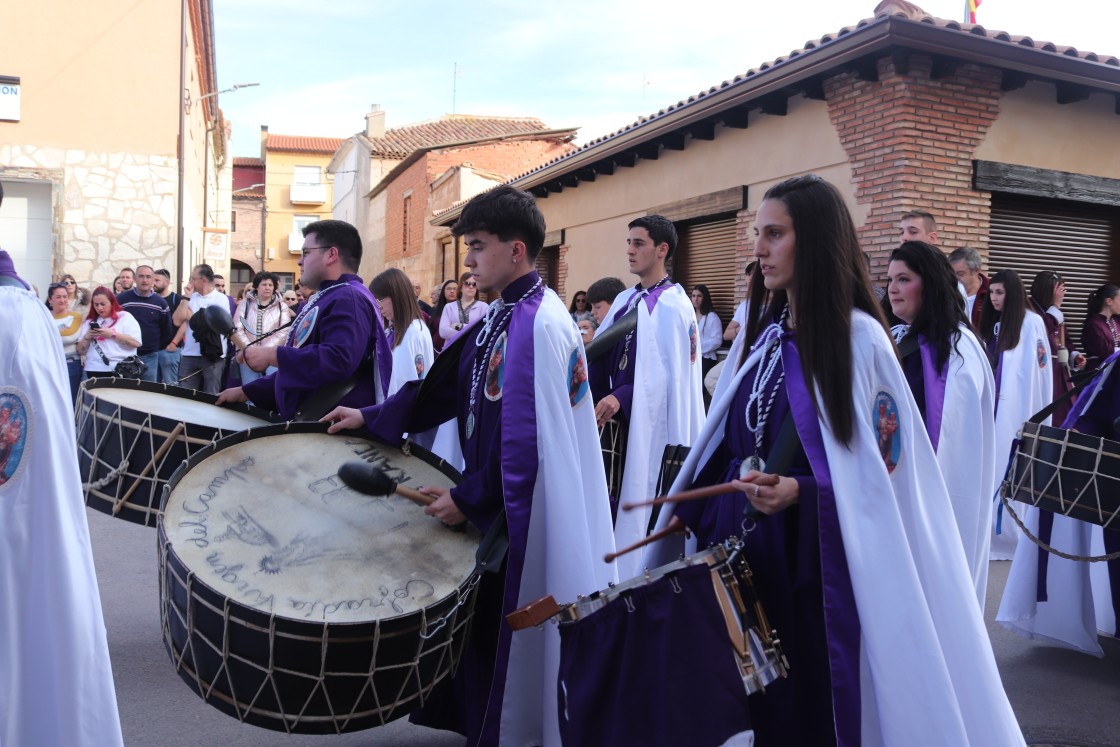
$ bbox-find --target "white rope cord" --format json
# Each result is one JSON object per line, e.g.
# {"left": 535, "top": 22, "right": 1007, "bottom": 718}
{"left": 1000, "top": 492, "right": 1120, "bottom": 562}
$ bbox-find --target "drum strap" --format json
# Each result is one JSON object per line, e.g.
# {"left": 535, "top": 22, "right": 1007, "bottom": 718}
{"left": 1028, "top": 359, "right": 1108, "bottom": 425}
{"left": 293, "top": 372, "right": 361, "bottom": 422}
{"left": 476, "top": 511, "right": 510, "bottom": 574}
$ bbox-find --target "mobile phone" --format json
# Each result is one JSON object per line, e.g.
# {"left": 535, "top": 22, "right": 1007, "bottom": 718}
{"left": 90, "top": 321, "right": 100, "bottom": 330}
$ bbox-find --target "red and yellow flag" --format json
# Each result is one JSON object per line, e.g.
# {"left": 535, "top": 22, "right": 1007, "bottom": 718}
{"left": 967, "top": 0, "right": 982, "bottom": 23}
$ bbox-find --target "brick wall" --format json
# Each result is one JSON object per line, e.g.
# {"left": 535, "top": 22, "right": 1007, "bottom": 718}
{"left": 824, "top": 54, "right": 1002, "bottom": 280}
{"left": 230, "top": 198, "right": 263, "bottom": 269}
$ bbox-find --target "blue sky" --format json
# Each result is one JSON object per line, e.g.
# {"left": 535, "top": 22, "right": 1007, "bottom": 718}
{"left": 215, "top": 0, "right": 1117, "bottom": 157}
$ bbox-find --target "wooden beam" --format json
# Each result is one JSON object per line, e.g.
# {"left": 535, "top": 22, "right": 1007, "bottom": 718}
{"left": 1001, "top": 71, "right": 1029, "bottom": 92}
{"left": 661, "top": 132, "right": 687, "bottom": 149}
{"left": 853, "top": 58, "right": 879, "bottom": 82}
{"left": 530, "top": 186, "right": 549, "bottom": 198}
{"left": 1056, "top": 83, "right": 1091, "bottom": 105}
{"left": 649, "top": 186, "right": 748, "bottom": 223}
{"left": 974, "top": 160, "right": 1120, "bottom": 207}
{"left": 758, "top": 95, "right": 788, "bottom": 116}
{"left": 593, "top": 160, "right": 615, "bottom": 176}
{"left": 637, "top": 142, "right": 660, "bottom": 160}
{"left": 561, "top": 173, "right": 579, "bottom": 188}
{"left": 614, "top": 151, "right": 638, "bottom": 168}
{"left": 576, "top": 167, "right": 597, "bottom": 182}
{"left": 721, "top": 107, "right": 750, "bottom": 129}
{"left": 890, "top": 49, "right": 910, "bottom": 76}
{"left": 929, "top": 55, "right": 958, "bottom": 80}
{"left": 545, "top": 180, "right": 564, "bottom": 194}
{"left": 688, "top": 121, "right": 716, "bottom": 141}
{"left": 800, "top": 77, "right": 826, "bottom": 101}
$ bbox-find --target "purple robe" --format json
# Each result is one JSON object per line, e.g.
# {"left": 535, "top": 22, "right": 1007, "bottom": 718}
{"left": 242, "top": 274, "right": 391, "bottom": 419}
{"left": 1081, "top": 313, "right": 1118, "bottom": 368}
{"left": 675, "top": 329, "right": 859, "bottom": 747}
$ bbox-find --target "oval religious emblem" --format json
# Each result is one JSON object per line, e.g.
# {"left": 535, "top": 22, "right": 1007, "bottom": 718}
{"left": 873, "top": 389, "right": 901, "bottom": 475}
{"left": 0, "top": 388, "right": 31, "bottom": 490}
{"left": 568, "top": 346, "right": 589, "bottom": 407}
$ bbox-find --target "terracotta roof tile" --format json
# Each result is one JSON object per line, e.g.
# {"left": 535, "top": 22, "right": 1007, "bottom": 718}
{"left": 490, "top": 1, "right": 1119, "bottom": 188}
{"left": 233, "top": 156, "right": 264, "bottom": 167}
{"left": 366, "top": 114, "right": 564, "bottom": 158}
{"left": 233, "top": 189, "right": 264, "bottom": 200}
{"left": 265, "top": 134, "right": 346, "bottom": 154}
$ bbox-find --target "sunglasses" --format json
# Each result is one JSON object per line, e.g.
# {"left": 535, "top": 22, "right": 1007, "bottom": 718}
{"left": 575, "top": 297, "right": 587, "bottom": 302}
{"left": 463, "top": 281, "right": 477, "bottom": 287}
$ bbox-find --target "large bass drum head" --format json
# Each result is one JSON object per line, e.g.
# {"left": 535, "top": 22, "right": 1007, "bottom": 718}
{"left": 158, "top": 423, "right": 480, "bottom": 733}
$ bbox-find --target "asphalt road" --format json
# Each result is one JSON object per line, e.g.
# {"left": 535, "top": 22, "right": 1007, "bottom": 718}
{"left": 88, "top": 508, "right": 1120, "bottom": 746}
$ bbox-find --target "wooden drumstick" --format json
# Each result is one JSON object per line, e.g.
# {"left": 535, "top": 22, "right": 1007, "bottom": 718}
{"left": 604, "top": 522, "right": 688, "bottom": 564}
{"left": 622, "top": 474, "right": 781, "bottom": 512}
{"left": 113, "top": 422, "right": 185, "bottom": 515}
{"left": 337, "top": 462, "right": 436, "bottom": 507}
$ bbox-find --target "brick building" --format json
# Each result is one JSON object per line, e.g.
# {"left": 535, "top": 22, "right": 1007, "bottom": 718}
{"left": 436, "top": 0, "right": 1120, "bottom": 338}
{"left": 229, "top": 156, "right": 264, "bottom": 288}
{"left": 329, "top": 111, "right": 575, "bottom": 292}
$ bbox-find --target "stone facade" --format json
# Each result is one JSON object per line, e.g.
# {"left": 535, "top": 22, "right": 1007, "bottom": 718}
{"left": 0, "top": 143, "right": 177, "bottom": 286}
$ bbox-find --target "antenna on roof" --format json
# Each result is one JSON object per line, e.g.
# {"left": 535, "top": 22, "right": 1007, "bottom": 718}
{"left": 452, "top": 62, "right": 459, "bottom": 114}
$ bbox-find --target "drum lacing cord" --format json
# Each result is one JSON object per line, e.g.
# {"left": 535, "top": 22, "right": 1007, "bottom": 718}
{"left": 1000, "top": 491, "right": 1120, "bottom": 563}
{"left": 420, "top": 573, "right": 481, "bottom": 640}
{"left": 82, "top": 460, "right": 130, "bottom": 491}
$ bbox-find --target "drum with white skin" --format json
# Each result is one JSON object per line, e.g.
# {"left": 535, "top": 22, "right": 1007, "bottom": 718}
{"left": 158, "top": 422, "right": 480, "bottom": 734}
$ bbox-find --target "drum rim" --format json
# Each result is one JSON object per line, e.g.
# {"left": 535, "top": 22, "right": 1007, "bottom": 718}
{"left": 79, "top": 376, "right": 284, "bottom": 424}
{"left": 157, "top": 421, "right": 475, "bottom": 626}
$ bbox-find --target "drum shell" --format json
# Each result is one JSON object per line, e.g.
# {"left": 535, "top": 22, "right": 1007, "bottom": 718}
{"left": 1007, "top": 421, "right": 1120, "bottom": 528}
{"left": 157, "top": 422, "right": 479, "bottom": 734}
{"left": 76, "top": 379, "right": 276, "bottom": 527}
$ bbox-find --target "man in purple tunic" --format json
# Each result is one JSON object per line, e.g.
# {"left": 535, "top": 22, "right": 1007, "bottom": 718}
{"left": 323, "top": 186, "right": 615, "bottom": 746}
{"left": 217, "top": 219, "right": 391, "bottom": 419}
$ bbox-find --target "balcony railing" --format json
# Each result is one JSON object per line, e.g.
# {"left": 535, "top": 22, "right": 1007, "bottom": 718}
{"left": 290, "top": 183, "right": 327, "bottom": 205}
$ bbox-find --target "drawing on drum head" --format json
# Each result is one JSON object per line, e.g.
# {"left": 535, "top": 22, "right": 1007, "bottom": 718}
{"left": 214, "top": 507, "right": 278, "bottom": 547}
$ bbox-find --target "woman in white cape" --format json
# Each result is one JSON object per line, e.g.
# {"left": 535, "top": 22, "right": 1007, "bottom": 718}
{"left": 884, "top": 240, "right": 997, "bottom": 608}
{"left": 371, "top": 268, "right": 463, "bottom": 469}
{"left": 644, "top": 175, "right": 1022, "bottom": 746}
{"left": 977, "top": 269, "right": 1054, "bottom": 560}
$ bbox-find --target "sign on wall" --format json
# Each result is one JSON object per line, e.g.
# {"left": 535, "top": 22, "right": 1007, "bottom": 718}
{"left": 202, "top": 227, "right": 229, "bottom": 261}
{"left": 0, "top": 76, "right": 20, "bottom": 122}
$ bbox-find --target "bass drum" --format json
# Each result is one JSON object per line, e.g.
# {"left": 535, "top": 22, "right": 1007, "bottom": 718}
{"left": 157, "top": 422, "right": 480, "bottom": 734}
{"left": 76, "top": 378, "right": 277, "bottom": 526}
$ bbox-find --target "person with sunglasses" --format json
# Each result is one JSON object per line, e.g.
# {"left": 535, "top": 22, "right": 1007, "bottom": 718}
{"left": 47, "top": 282, "right": 85, "bottom": 400}
{"left": 58, "top": 273, "right": 90, "bottom": 312}
{"left": 438, "top": 272, "right": 489, "bottom": 345}
{"left": 217, "top": 220, "right": 392, "bottom": 420}
{"left": 282, "top": 289, "right": 300, "bottom": 311}
{"left": 569, "top": 290, "right": 593, "bottom": 324}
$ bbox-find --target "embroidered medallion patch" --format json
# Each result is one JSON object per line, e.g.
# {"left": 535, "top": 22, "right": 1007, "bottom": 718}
{"left": 568, "top": 346, "right": 589, "bottom": 407}
{"left": 689, "top": 322, "right": 699, "bottom": 364}
{"left": 414, "top": 354, "right": 427, "bottom": 380}
{"left": 873, "top": 389, "right": 901, "bottom": 475}
{"left": 1036, "top": 339, "right": 1048, "bottom": 369}
{"left": 484, "top": 332, "right": 507, "bottom": 402}
{"left": 0, "top": 388, "right": 31, "bottom": 489}
{"left": 292, "top": 306, "right": 319, "bottom": 349}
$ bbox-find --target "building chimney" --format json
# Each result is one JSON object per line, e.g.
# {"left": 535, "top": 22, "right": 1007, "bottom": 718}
{"left": 365, "top": 105, "right": 385, "bottom": 139}
{"left": 260, "top": 125, "right": 269, "bottom": 159}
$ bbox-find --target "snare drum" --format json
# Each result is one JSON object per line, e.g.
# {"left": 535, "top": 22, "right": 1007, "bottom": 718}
{"left": 76, "top": 378, "right": 277, "bottom": 526}
{"left": 555, "top": 541, "right": 787, "bottom": 747}
{"left": 158, "top": 423, "right": 480, "bottom": 734}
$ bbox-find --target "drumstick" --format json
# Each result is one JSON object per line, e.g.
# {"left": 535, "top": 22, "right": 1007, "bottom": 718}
{"left": 337, "top": 462, "right": 435, "bottom": 507}
{"left": 604, "top": 522, "right": 687, "bottom": 564}
{"left": 113, "top": 422, "right": 185, "bottom": 515}
{"left": 622, "top": 475, "right": 781, "bottom": 512}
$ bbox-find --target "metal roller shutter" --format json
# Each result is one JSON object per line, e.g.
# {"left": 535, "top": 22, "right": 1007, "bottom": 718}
{"left": 987, "top": 195, "right": 1118, "bottom": 350}
{"left": 675, "top": 218, "right": 738, "bottom": 324}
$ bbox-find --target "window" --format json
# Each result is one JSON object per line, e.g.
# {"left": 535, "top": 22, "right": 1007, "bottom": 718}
{"left": 293, "top": 165, "right": 321, "bottom": 186}
{"left": 231, "top": 210, "right": 237, "bottom": 232}
{"left": 276, "top": 273, "right": 295, "bottom": 291}
{"left": 402, "top": 195, "right": 412, "bottom": 254}
{"left": 293, "top": 214, "right": 318, "bottom": 234}
{"left": 230, "top": 265, "right": 253, "bottom": 286}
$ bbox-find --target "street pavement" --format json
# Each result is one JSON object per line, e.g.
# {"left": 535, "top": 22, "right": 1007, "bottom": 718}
{"left": 88, "top": 508, "right": 1120, "bottom": 746}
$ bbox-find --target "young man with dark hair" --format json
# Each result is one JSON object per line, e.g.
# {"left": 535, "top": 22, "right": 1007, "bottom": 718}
{"left": 586, "top": 276, "right": 626, "bottom": 325}
{"left": 217, "top": 219, "right": 392, "bottom": 419}
{"left": 116, "top": 264, "right": 170, "bottom": 382}
{"left": 899, "top": 210, "right": 939, "bottom": 245}
{"left": 591, "top": 213, "right": 704, "bottom": 577}
{"left": 117, "top": 267, "right": 135, "bottom": 291}
{"left": 322, "top": 185, "right": 616, "bottom": 746}
{"left": 153, "top": 269, "right": 185, "bottom": 384}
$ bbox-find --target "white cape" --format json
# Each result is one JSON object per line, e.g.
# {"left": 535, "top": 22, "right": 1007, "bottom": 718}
{"left": 0, "top": 286, "right": 124, "bottom": 746}
{"left": 595, "top": 283, "right": 703, "bottom": 578}
{"left": 991, "top": 311, "right": 1053, "bottom": 559}
{"left": 498, "top": 288, "right": 618, "bottom": 745}
{"left": 930, "top": 326, "right": 998, "bottom": 609}
{"left": 646, "top": 311, "right": 1023, "bottom": 747}
{"left": 996, "top": 355, "right": 1119, "bottom": 655}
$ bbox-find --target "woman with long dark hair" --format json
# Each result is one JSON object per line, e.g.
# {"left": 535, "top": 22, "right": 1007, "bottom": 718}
{"left": 75, "top": 286, "right": 142, "bottom": 378}
{"left": 884, "top": 241, "right": 996, "bottom": 606}
{"left": 1081, "top": 282, "right": 1120, "bottom": 368}
{"left": 430, "top": 278, "right": 458, "bottom": 352}
{"left": 569, "top": 289, "right": 594, "bottom": 324}
{"left": 439, "top": 272, "right": 488, "bottom": 346}
{"left": 646, "top": 175, "right": 1021, "bottom": 745}
{"left": 48, "top": 281, "right": 85, "bottom": 400}
{"left": 977, "top": 269, "right": 1053, "bottom": 560}
{"left": 690, "top": 284, "right": 722, "bottom": 380}
{"left": 1029, "top": 270, "right": 1085, "bottom": 426}
{"left": 370, "top": 268, "right": 434, "bottom": 395}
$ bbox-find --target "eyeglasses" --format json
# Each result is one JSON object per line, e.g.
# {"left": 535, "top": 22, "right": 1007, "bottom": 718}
{"left": 301, "top": 245, "right": 334, "bottom": 256}
{"left": 463, "top": 281, "right": 477, "bottom": 287}
{"left": 63, "top": 280, "right": 76, "bottom": 286}
{"left": 575, "top": 297, "right": 586, "bottom": 303}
